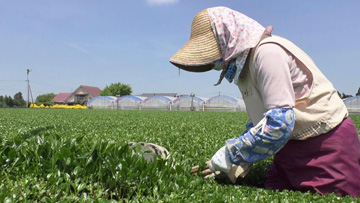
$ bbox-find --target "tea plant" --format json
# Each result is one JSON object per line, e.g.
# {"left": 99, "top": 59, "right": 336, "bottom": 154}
{"left": 0, "top": 109, "right": 358, "bottom": 202}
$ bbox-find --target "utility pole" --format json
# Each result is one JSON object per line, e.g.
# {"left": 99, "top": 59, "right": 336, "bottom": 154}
{"left": 178, "top": 68, "right": 181, "bottom": 111}
{"left": 116, "top": 95, "right": 120, "bottom": 110}
{"left": 190, "top": 93, "right": 195, "bottom": 111}
{"left": 26, "top": 69, "right": 33, "bottom": 108}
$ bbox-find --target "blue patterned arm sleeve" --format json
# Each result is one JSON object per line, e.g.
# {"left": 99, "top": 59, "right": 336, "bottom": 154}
{"left": 243, "top": 122, "right": 254, "bottom": 134}
{"left": 226, "top": 108, "right": 295, "bottom": 165}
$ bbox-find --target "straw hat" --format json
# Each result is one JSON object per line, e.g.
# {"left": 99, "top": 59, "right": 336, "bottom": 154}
{"left": 170, "top": 9, "right": 222, "bottom": 72}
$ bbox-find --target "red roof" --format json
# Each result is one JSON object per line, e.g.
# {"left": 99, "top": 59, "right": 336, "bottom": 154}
{"left": 53, "top": 92, "right": 72, "bottom": 103}
{"left": 79, "top": 85, "right": 101, "bottom": 97}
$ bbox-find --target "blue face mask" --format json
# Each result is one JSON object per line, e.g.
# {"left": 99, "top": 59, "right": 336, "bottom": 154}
{"left": 213, "top": 49, "right": 250, "bottom": 86}
{"left": 224, "top": 59, "right": 237, "bottom": 83}
{"left": 213, "top": 59, "right": 237, "bottom": 86}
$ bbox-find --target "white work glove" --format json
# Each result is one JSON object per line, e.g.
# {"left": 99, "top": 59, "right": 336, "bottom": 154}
{"left": 208, "top": 146, "right": 232, "bottom": 174}
{"left": 191, "top": 146, "right": 252, "bottom": 183}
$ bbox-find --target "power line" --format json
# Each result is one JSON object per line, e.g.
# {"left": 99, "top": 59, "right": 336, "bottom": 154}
{"left": 0, "top": 80, "right": 25, "bottom": 82}
{"left": 30, "top": 81, "right": 73, "bottom": 89}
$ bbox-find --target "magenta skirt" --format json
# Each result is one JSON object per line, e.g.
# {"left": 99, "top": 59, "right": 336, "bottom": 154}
{"left": 265, "top": 117, "right": 360, "bottom": 197}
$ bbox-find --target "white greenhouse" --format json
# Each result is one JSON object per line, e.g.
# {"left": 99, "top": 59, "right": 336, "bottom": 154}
{"left": 142, "top": 95, "right": 176, "bottom": 111}
{"left": 118, "top": 95, "right": 146, "bottom": 110}
{"left": 205, "top": 95, "right": 246, "bottom": 112}
{"left": 343, "top": 96, "right": 360, "bottom": 113}
{"left": 87, "top": 96, "right": 118, "bottom": 110}
{"left": 173, "top": 95, "right": 207, "bottom": 111}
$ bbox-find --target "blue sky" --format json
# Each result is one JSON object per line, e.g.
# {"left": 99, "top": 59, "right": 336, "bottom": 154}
{"left": 1, "top": 0, "right": 359, "bottom": 100}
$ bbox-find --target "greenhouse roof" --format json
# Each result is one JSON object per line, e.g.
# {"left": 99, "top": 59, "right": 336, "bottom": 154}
{"left": 173, "top": 95, "right": 207, "bottom": 103}
{"left": 143, "top": 95, "right": 176, "bottom": 102}
{"left": 343, "top": 95, "right": 360, "bottom": 103}
{"left": 138, "top": 93, "right": 178, "bottom": 97}
{"left": 119, "top": 95, "right": 146, "bottom": 101}
{"left": 207, "top": 95, "right": 241, "bottom": 103}
{"left": 88, "top": 96, "right": 117, "bottom": 103}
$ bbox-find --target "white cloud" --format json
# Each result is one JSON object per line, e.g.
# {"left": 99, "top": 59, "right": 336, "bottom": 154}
{"left": 146, "top": 0, "right": 179, "bottom": 5}
{"left": 64, "top": 42, "right": 93, "bottom": 55}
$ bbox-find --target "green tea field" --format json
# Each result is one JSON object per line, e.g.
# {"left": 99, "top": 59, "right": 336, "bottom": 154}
{"left": 1, "top": 109, "right": 359, "bottom": 202}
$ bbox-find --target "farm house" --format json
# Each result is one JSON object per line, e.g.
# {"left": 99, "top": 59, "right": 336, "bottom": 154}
{"left": 343, "top": 96, "right": 360, "bottom": 113}
{"left": 118, "top": 95, "right": 146, "bottom": 110}
{"left": 87, "top": 96, "right": 118, "bottom": 110}
{"left": 205, "top": 95, "right": 246, "bottom": 112}
{"left": 173, "top": 95, "right": 207, "bottom": 111}
{"left": 52, "top": 85, "right": 101, "bottom": 105}
{"left": 142, "top": 95, "right": 176, "bottom": 111}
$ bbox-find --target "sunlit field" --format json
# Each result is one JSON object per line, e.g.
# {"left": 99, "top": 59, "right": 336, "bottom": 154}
{"left": 0, "top": 109, "right": 359, "bottom": 202}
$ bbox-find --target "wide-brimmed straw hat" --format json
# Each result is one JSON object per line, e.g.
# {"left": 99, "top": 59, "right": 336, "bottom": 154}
{"left": 170, "top": 9, "right": 222, "bottom": 72}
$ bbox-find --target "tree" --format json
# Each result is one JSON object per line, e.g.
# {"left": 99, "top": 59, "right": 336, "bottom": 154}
{"left": 4, "top": 96, "right": 14, "bottom": 107}
{"left": 100, "top": 82, "right": 132, "bottom": 96}
{"left": 356, "top": 87, "right": 360, "bottom": 96}
{"left": 341, "top": 92, "right": 352, "bottom": 99}
{"left": 36, "top": 93, "right": 56, "bottom": 106}
{"left": 0, "top": 96, "right": 7, "bottom": 108}
{"left": 13, "top": 92, "right": 26, "bottom": 107}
